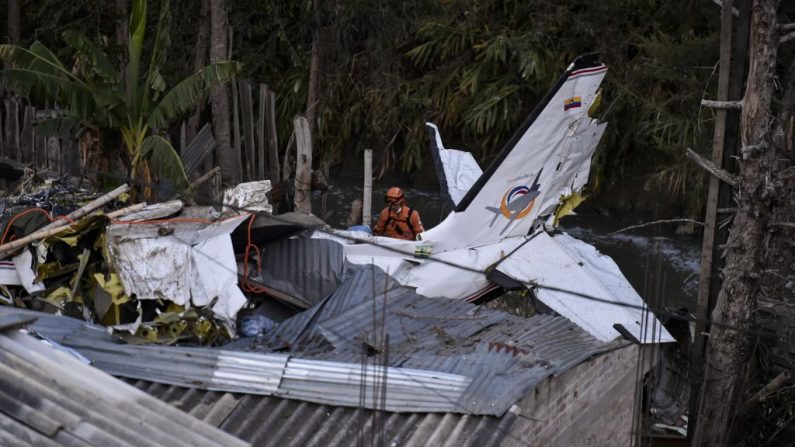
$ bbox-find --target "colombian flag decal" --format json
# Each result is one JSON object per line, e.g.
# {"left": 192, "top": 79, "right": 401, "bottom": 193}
{"left": 564, "top": 96, "right": 582, "bottom": 111}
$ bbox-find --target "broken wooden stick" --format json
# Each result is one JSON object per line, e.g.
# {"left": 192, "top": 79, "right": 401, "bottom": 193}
{"left": 106, "top": 202, "right": 148, "bottom": 219}
{"left": 606, "top": 218, "right": 705, "bottom": 236}
{"left": 742, "top": 370, "right": 791, "bottom": 410}
{"left": 701, "top": 99, "right": 743, "bottom": 109}
{"left": 36, "top": 184, "right": 131, "bottom": 234}
{"left": 685, "top": 148, "right": 738, "bottom": 186}
{"left": 190, "top": 166, "right": 221, "bottom": 191}
{"left": 0, "top": 224, "right": 73, "bottom": 257}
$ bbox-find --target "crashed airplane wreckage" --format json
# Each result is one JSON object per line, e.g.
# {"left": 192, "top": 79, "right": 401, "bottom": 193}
{"left": 256, "top": 53, "right": 674, "bottom": 345}
{"left": 0, "top": 55, "right": 676, "bottom": 440}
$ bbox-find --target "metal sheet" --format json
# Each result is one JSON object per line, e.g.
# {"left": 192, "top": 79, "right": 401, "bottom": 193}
{"left": 127, "top": 378, "right": 507, "bottom": 447}
{"left": 2, "top": 309, "right": 474, "bottom": 414}
{"left": 254, "top": 235, "right": 345, "bottom": 309}
{"left": 107, "top": 214, "right": 249, "bottom": 326}
{"left": 0, "top": 327, "right": 248, "bottom": 447}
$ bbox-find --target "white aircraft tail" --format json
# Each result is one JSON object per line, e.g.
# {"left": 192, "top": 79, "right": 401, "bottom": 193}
{"left": 421, "top": 53, "right": 608, "bottom": 250}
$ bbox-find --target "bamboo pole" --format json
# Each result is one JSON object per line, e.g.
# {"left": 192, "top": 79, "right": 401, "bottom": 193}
{"left": 106, "top": 202, "right": 148, "bottom": 219}
{"left": 40, "top": 184, "right": 130, "bottom": 233}
{"left": 0, "top": 224, "right": 73, "bottom": 257}
{"left": 0, "top": 184, "right": 130, "bottom": 258}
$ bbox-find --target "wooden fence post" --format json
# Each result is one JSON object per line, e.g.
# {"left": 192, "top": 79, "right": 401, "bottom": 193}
{"left": 257, "top": 84, "right": 266, "bottom": 179}
{"left": 264, "top": 85, "right": 280, "bottom": 182}
{"left": 293, "top": 117, "right": 312, "bottom": 214}
{"left": 21, "top": 106, "right": 34, "bottom": 164}
{"left": 231, "top": 79, "right": 243, "bottom": 182}
{"left": 4, "top": 100, "right": 19, "bottom": 160}
{"left": 240, "top": 80, "right": 256, "bottom": 180}
{"left": 363, "top": 149, "right": 373, "bottom": 227}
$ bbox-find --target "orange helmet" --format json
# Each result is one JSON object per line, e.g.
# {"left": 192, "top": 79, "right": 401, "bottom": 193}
{"left": 385, "top": 187, "right": 404, "bottom": 204}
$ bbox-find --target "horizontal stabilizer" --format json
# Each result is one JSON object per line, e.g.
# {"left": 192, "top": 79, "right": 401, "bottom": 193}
{"left": 494, "top": 231, "right": 674, "bottom": 343}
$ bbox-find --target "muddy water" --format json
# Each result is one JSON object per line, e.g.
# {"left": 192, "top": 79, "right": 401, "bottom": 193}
{"left": 313, "top": 182, "right": 700, "bottom": 311}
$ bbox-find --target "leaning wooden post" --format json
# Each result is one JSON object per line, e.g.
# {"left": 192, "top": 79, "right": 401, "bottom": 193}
{"left": 293, "top": 117, "right": 312, "bottom": 214}
{"left": 688, "top": 0, "right": 747, "bottom": 442}
{"left": 231, "top": 79, "right": 243, "bottom": 182}
{"left": 263, "top": 84, "right": 281, "bottom": 182}
{"left": 363, "top": 149, "right": 373, "bottom": 227}
{"left": 240, "top": 79, "right": 256, "bottom": 180}
{"left": 257, "top": 84, "right": 267, "bottom": 179}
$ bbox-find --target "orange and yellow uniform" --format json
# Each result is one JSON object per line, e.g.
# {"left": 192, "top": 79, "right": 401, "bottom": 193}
{"left": 373, "top": 206, "right": 424, "bottom": 240}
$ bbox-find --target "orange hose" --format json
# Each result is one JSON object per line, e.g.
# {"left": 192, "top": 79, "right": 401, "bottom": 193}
{"left": 1, "top": 208, "right": 57, "bottom": 245}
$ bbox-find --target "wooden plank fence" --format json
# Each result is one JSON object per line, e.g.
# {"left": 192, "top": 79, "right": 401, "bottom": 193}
{"left": 0, "top": 97, "right": 80, "bottom": 178}
{"left": 229, "top": 79, "right": 281, "bottom": 185}
{"left": 1, "top": 80, "right": 284, "bottom": 192}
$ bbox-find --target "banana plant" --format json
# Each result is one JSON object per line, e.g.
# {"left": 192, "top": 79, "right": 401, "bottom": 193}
{"left": 0, "top": 0, "right": 240, "bottom": 197}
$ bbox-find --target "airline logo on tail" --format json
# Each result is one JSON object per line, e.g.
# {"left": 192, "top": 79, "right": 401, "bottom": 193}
{"left": 486, "top": 169, "right": 543, "bottom": 234}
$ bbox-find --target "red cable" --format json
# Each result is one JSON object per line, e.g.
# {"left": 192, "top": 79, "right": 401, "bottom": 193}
{"left": 242, "top": 213, "right": 267, "bottom": 293}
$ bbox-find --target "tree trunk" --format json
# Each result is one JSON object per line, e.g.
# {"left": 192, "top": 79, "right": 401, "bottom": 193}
{"left": 692, "top": 1, "right": 784, "bottom": 445}
{"left": 7, "top": 0, "right": 21, "bottom": 44}
{"left": 115, "top": 0, "right": 128, "bottom": 49}
{"left": 188, "top": 0, "right": 211, "bottom": 144}
{"left": 209, "top": 0, "right": 237, "bottom": 185}
{"left": 305, "top": 0, "right": 321, "bottom": 140}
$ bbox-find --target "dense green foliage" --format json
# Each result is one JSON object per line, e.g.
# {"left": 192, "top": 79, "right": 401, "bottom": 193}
{"left": 229, "top": 0, "right": 721, "bottom": 216}
{"left": 4, "top": 0, "right": 721, "bottom": 209}
{"left": 0, "top": 0, "right": 239, "bottom": 196}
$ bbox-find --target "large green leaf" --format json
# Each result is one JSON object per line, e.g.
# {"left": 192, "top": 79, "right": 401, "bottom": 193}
{"left": 127, "top": 0, "right": 147, "bottom": 115}
{"left": 0, "top": 43, "right": 77, "bottom": 81}
{"left": 146, "top": 0, "right": 172, "bottom": 102}
{"left": 62, "top": 30, "right": 119, "bottom": 85}
{"left": 142, "top": 135, "right": 190, "bottom": 193}
{"left": 147, "top": 61, "right": 240, "bottom": 129}
{"left": 35, "top": 116, "right": 82, "bottom": 138}
{"left": 0, "top": 68, "right": 95, "bottom": 117}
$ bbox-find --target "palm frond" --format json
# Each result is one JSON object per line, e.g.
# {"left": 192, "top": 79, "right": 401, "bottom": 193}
{"left": 147, "top": 61, "right": 240, "bottom": 129}
{"left": 0, "top": 43, "right": 77, "bottom": 82}
{"left": 142, "top": 135, "right": 189, "bottom": 192}
{"left": 0, "top": 68, "right": 93, "bottom": 113}
{"left": 62, "top": 30, "right": 119, "bottom": 84}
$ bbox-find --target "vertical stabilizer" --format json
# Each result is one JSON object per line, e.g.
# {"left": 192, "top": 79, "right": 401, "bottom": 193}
{"left": 421, "top": 54, "right": 608, "bottom": 249}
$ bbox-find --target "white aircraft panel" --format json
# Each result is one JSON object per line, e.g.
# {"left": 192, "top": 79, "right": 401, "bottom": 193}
{"left": 496, "top": 231, "right": 674, "bottom": 343}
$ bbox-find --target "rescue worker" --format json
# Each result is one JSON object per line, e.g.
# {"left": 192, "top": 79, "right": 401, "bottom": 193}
{"left": 373, "top": 187, "right": 424, "bottom": 240}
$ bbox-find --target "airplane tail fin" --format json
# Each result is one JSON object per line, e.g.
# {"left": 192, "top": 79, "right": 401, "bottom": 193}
{"left": 421, "top": 54, "right": 608, "bottom": 249}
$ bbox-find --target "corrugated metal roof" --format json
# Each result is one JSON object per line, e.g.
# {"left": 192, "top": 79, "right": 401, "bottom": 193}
{"left": 0, "top": 263, "right": 622, "bottom": 417}
{"left": 126, "top": 378, "right": 512, "bottom": 447}
{"left": 254, "top": 236, "right": 345, "bottom": 308}
{"left": 0, "top": 308, "right": 473, "bottom": 414}
{"left": 0, "top": 317, "right": 248, "bottom": 447}
{"left": 239, "top": 267, "right": 621, "bottom": 415}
